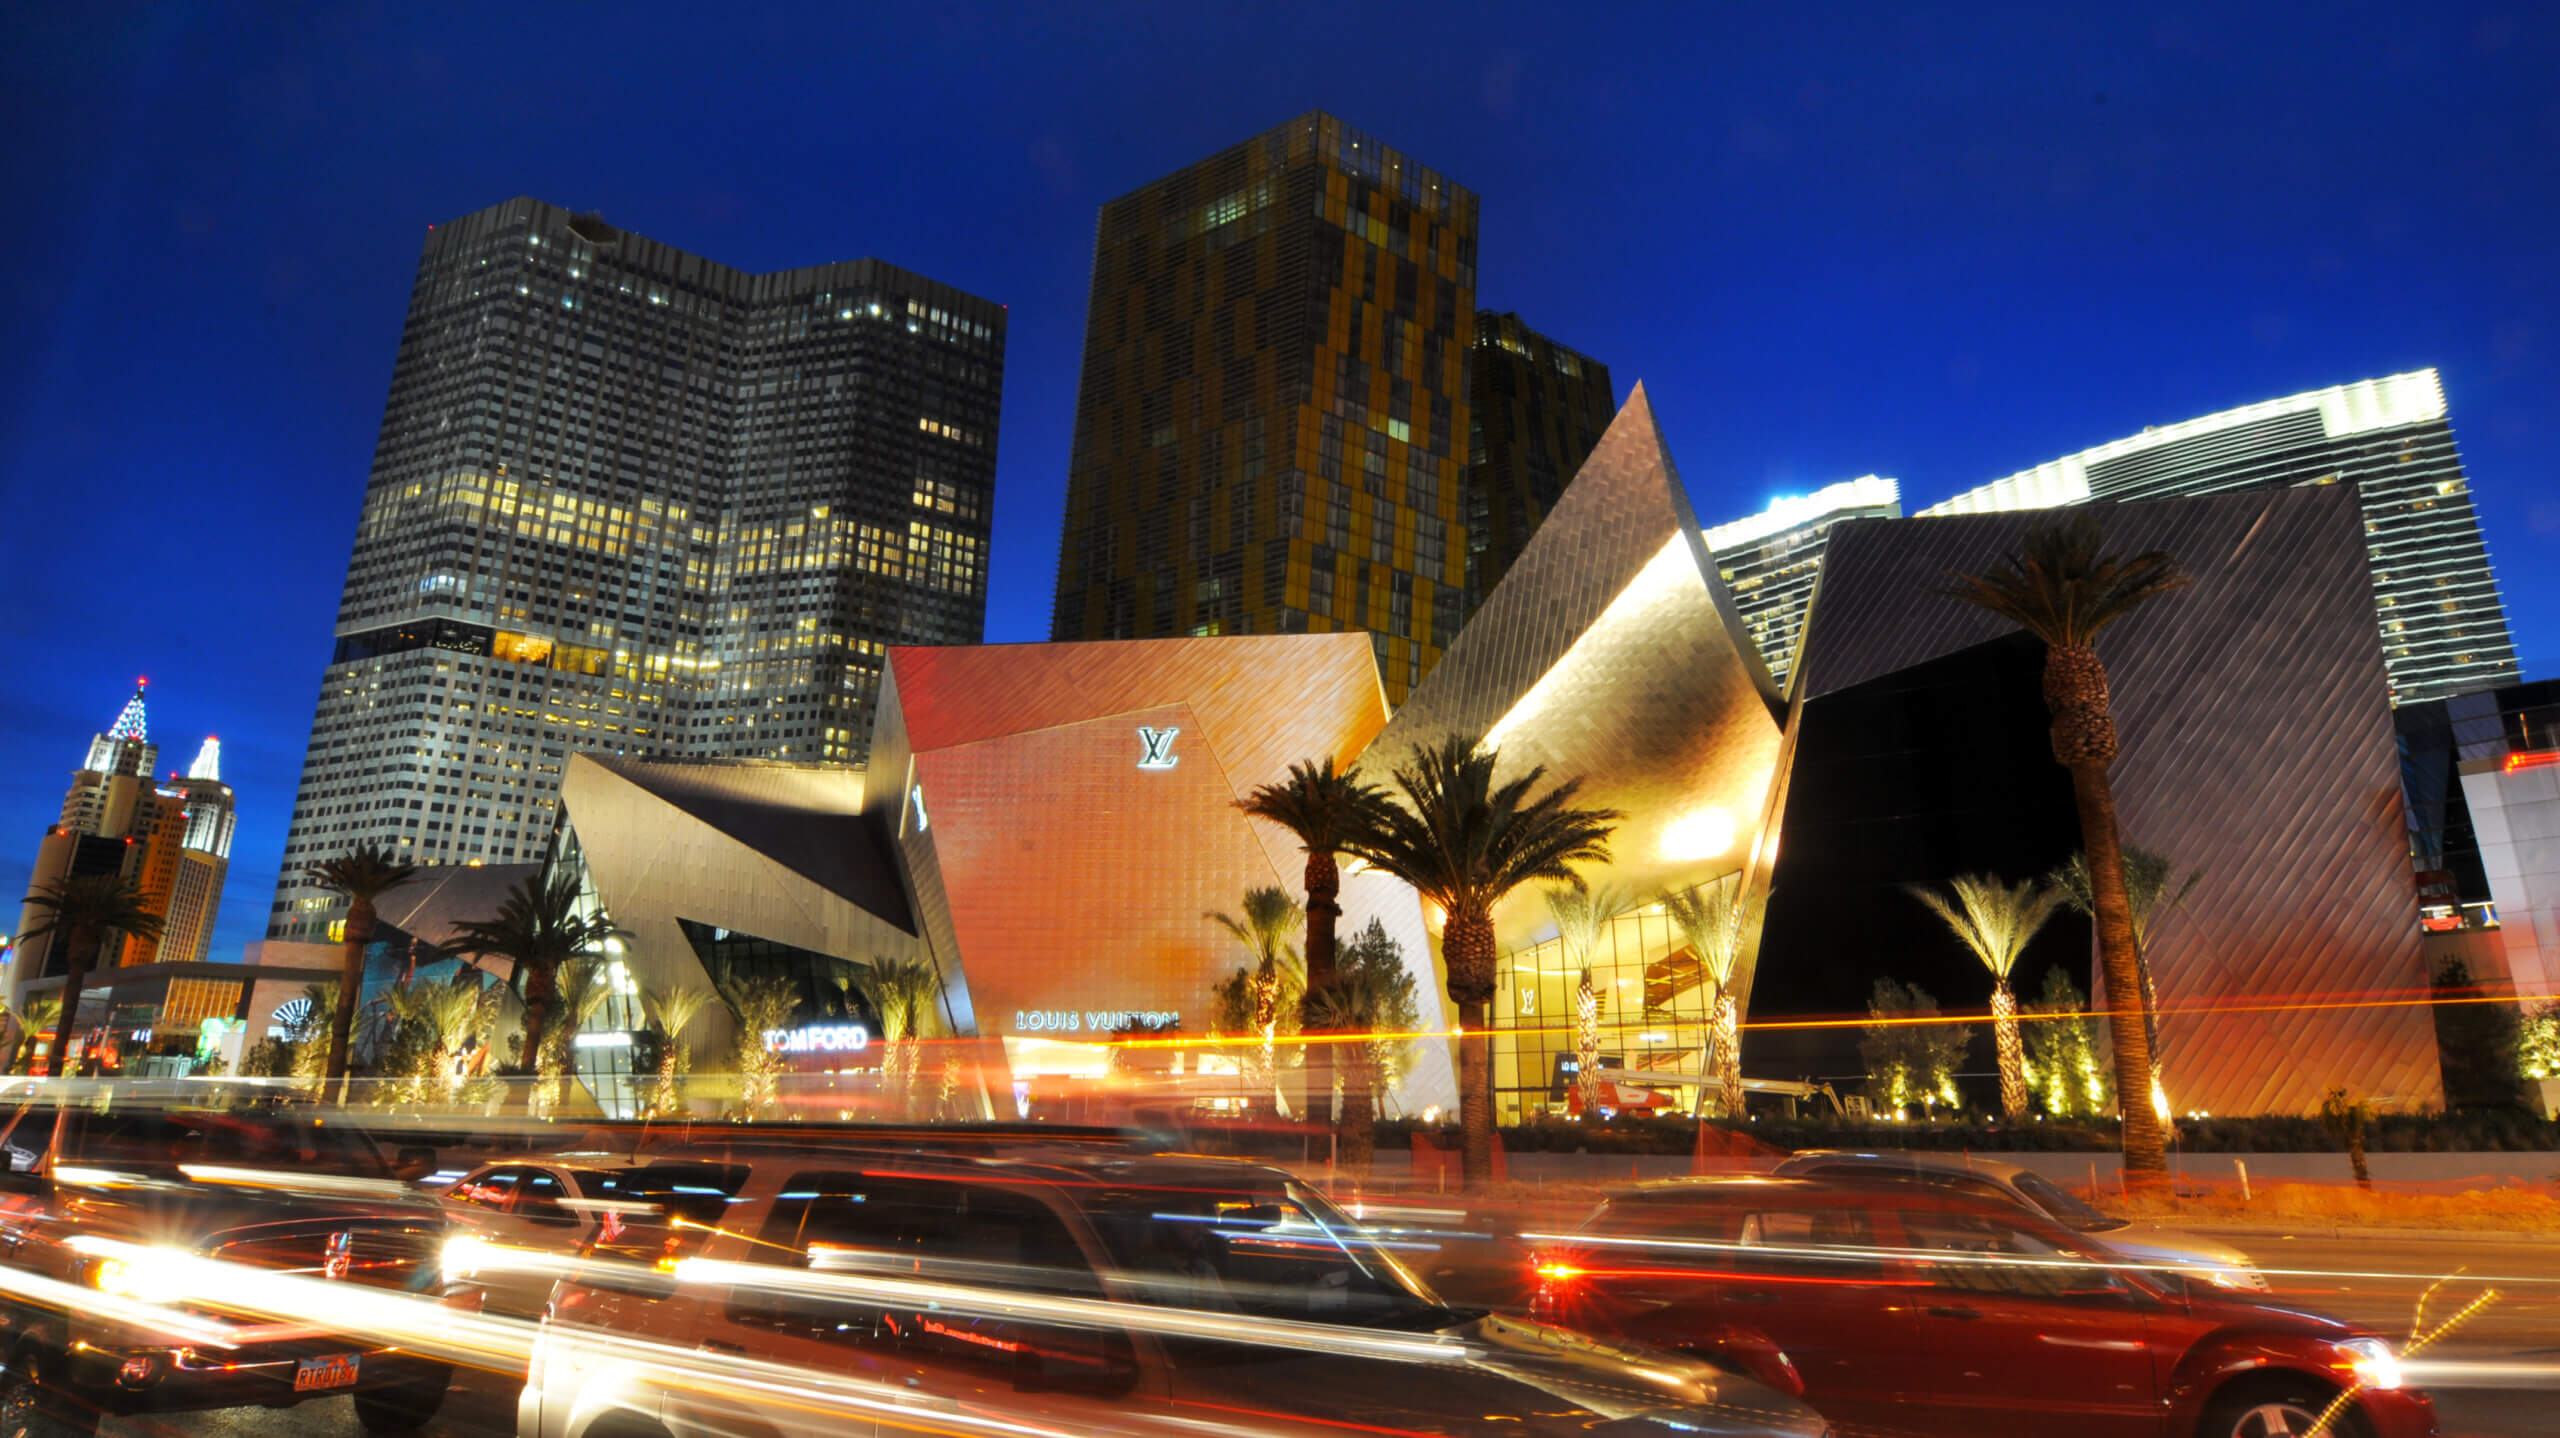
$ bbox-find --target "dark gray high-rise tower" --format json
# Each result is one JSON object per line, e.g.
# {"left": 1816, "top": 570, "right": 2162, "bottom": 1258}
{"left": 272, "top": 198, "right": 1003, "bottom": 941}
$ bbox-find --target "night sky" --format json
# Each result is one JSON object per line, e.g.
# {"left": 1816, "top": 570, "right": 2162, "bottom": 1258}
{"left": 3, "top": 4, "right": 2553, "bottom": 964}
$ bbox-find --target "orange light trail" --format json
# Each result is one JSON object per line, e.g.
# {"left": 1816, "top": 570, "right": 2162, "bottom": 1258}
{"left": 1063, "top": 986, "right": 2540, "bottom": 1051}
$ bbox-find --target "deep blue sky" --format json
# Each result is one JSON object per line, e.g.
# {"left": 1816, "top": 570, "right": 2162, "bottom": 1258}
{"left": 3, "top": 3, "right": 2553, "bottom": 962}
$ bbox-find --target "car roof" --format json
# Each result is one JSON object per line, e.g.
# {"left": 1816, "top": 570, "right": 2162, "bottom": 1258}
{"left": 1775, "top": 1149, "right": 2031, "bottom": 1181}
{"left": 463, "top": 1150, "right": 657, "bottom": 1172}
{"left": 1601, "top": 1172, "right": 2047, "bottom": 1220}
{"left": 630, "top": 1137, "right": 1289, "bottom": 1192}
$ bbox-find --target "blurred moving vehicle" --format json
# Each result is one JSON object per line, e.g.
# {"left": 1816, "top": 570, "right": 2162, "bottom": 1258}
{"left": 1770, "top": 1149, "right": 2265, "bottom": 1290}
{"left": 521, "top": 1142, "right": 1832, "bottom": 1437}
{"left": 0, "top": 1091, "right": 456, "bottom": 1435}
{"left": 438, "top": 1151, "right": 653, "bottom": 1316}
{"left": 1530, "top": 1176, "right": 2433, "bottom": 1438}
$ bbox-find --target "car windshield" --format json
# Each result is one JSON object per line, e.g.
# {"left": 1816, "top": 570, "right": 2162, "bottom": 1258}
{"left": 2010, "top": 1171, "right": 2125, "bottom": 1232}
{"left": 59, "top": 1106, "right": 390, "bottom": 1179}
{"left": 1081, "top": 1174, "right": 1461, "bottom": 1330}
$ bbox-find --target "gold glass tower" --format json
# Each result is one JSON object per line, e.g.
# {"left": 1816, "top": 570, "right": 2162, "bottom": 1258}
{"left": 1050, "top": 113, "right": 1479, "bottom": 701}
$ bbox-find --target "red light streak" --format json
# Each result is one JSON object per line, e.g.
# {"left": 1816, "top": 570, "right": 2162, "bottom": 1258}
{"left": 2506, "top": 749, "right": 2560, "bottom": 773}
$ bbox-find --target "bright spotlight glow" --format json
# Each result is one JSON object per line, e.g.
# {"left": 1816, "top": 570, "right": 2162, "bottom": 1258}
{"left": 1660, "top": 807, "right": 1734, "bottom": 861}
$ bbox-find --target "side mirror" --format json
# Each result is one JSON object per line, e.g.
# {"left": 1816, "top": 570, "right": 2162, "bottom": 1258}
{"left": 0, "top": 1170, "right": 46, "bottom": 1196}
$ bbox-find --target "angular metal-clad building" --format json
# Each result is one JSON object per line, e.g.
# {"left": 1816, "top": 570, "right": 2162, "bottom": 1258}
{"left": 1373, "top": 384, "right": 1791, "bottom": 1117}
{"left": 867, "top": 633, "right": 1454, "bottom": 1114}
{"left": 1764, "top": 486, "right": 2440, "bottom": 1114}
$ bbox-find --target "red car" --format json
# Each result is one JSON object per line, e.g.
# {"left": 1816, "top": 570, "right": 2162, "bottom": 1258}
{"left": 1529, "top": 1176, "right": 2436, "bottom": 1438}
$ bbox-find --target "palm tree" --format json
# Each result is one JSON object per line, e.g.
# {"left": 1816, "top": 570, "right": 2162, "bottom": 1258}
{"left": 300, "top": 842, "right": 419, "bottom": 1101}
{"left": 1209, "top": 887, "right": 1305, "bottom": 1116}
{"left": 642, "top": 983, "right": 715, "bottom": 1118}
{"left": 1545, "top": 884, "right": 1631, "bottom": 1116}
{"left": 7, "top": 996, "right": 61, "bottom": 1075}
{"left": 847, "top": 957, "right": 942, "bottom": 1118}
{"left": 721, "top": 974, "right": 801, "bottom": 1119}
{"left": 2049, "top": 844, "right": 2202, "bottom": 1116}
{"left": 447, "top": 869, "right": 624, "bottom": 1114}
{"left": 1943, "top": 513, "right": 2191, "bottom": 1178}
{"left": 1236, "top": 757, "right": 1388, "bottom": 1124}
{"left": 385, "top": 972, "right": 499, "bottom": 1107}
{"left": 1346, "top": 734, "right": 1622, "bottom": 1187}
{"left": 1660, "top": 877, "right": 1746, "bottom": 1119}
{"left": 1907, "top": 874, "right": 2062, "bottom": 1120}
{"left": 18, "top": 874, "right": 166, "bottom": 1076}
{"left": 546, "top": 957, "right": 616, "bottom": 1114}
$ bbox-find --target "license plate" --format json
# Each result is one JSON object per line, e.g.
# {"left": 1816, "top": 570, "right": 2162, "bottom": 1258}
{"left": 294, "top": 1354, "right": 360, "bottom": 1392}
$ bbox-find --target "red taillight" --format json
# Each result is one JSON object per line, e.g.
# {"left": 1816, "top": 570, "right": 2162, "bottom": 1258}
{"left": 1534, "top": 1261, "right": 1585, "bottom": 1284}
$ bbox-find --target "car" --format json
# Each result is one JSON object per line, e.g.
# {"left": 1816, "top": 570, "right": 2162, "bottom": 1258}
{"left": 1528, "top": 1176, "right": 2436, "bottom": 1438}
{"left": 0, "top": 1090, "right": 458, "bottom": 1436}
{"left": 437, "top": 1151, "right": 657, "bottom": 1316}
{"left": 1769, "top": 1149, "right": 2266, "bottom": 1290}
{"left": 520, "top": 1140, "right": 1833, "bottom": 1437}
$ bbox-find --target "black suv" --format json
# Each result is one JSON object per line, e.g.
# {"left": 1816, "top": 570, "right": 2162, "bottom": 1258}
{"left": 0, "top": 1088, "right": 457, "bottom": 1435}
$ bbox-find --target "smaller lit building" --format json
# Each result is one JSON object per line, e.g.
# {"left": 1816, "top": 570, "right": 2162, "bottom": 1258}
{"left": 2446, "top": 680, "right": 2560, "bottom": 999}
{"left": 13, "top": 683, "right": 239, "bottom": 1019}
{"left": 1702, "top": 477, "right": 1901, "bottom": 692}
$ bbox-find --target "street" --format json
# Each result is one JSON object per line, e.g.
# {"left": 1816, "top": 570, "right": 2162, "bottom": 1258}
{"left": 80, "top": 1227, "right": 2558, "bottom": 1438}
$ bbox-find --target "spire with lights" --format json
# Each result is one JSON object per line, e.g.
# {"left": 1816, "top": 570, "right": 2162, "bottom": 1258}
{"left": 107, "top": 678, "right": 149, "bottom": 742}
{"left": 84, "top": 678, "right": 160, "bottom": 776}
{"left": 187, "top": 736, "right": 221, "bottom": 781}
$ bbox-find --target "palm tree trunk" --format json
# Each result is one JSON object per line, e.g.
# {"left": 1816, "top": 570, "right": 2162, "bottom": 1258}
{"left": 1300, "top": 849, "right": 1341, "bottom": 1129}
{"left": 1338, "top": 1044, "right": 1377, "bottom": 1173}
{"left": 1443, "top": 905, "right": 1499, "bottom": 1188}
{"left": 1991, "top": 980, "right": 2028, "bottom": 1120}
{"left": 1574, "top": 971, "right": 1601, "bottom": 1115}
{"left": 519, "top": 961, "right": 556, "bottom": 1114}
{"left": 2067, "top": 761, "right": 2169, "bottom": 1177}
{"left": 1714, "top": 990, "right": 1744, "bottom": 1120}
{"left": 49, "top": 923, "right": 100, "bottom": 1077}
{"left": 326, "top": 901, "right": 374, "bottom": 1102}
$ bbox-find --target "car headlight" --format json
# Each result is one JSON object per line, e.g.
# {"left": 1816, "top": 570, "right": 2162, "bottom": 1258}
{"left": 88, "top": 1253, "right": 191, "bottom": 1306}
{"left": 441, "top": 1234, "right": 492, "bottom": 1286}
{"left": 2337, "top": 1337, "right": 2402, "bottom": 1391}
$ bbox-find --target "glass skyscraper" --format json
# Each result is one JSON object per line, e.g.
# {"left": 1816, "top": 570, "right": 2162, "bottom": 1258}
{"left": 271, "top": 197, "right": 1003, "bottom": 940}
{"left": 1049, "top": 113, "right": 1478, "bottom": 701}
{"left": 1923, "top": 369, "right": 2517, "bottom": 705}
{"left": 1464, "top": 312, "right": 1616, "bottom": 615}
{"left": 1702, "top": 476, "right": 1903, "bottom": 692}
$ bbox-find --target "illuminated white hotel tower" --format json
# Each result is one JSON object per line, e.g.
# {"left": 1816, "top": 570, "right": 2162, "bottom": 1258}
{"left": 1923, "top": 369, "right": 2518, "bottom": 705}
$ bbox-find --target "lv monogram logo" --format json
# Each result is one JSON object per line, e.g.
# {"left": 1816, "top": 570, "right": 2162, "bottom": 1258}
{"left": 1135, "top": 726, "right": 1181, "bottom": 769}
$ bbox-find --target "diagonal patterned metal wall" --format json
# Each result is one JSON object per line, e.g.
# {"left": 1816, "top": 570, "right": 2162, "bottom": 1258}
{"left": 1371, "top": 384, "right": 1788, "bottom": 955}
{"left": 1792, "top": 486, "right": 2440, "bottom": 1114}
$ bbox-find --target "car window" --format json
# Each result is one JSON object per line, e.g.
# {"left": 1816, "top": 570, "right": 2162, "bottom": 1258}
{"left": 577, "top": 1162, "right": 752, "bottom": 1281}
{"left": 1731, "top": 1205, "right": 1885, "bottom": 1278}
{"left": 1083, "top": 1177, "right": 1451, "bottom": 1331}
{"left": 451, "top": 1166, "right": 522, "bottom": 1210}
{"left": 731, "top": 1172, "right": 1128, "bottom": 1388}
{"left": 1895, "top": 1207, "right": 2122, "bottom": 1298}
{"left": 1579, "top": 1196, "right": 1736, "bottom": 1257}
{"left": 517, "top": 1168, "right": 578, "bottom": 1227}
{"left": 0, "top": 1106, "right": 59, "bottom": 1173}
{"left": 58, "top": 1107, "right": 388, "bottom": 1178}
{"left": 2008, "top": 1171, "right": 2121, "bottom": 1231}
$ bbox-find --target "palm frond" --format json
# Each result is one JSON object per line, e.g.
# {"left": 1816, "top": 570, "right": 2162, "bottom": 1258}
{"left": 1235, "top": 755, "right": 1388, "bottom": 852}
{"left": 1659, "top": 875, "right": 1745, "bottom": 988}
{"left": 1940, "top": 513, "right": 2193, "bottom": 648}
{"left": 1906, "top": 873, "right": 2061, "bottom": 981}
